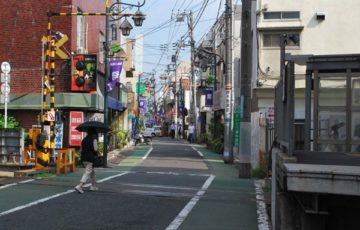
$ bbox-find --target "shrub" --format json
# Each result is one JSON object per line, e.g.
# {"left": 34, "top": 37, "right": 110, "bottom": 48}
{"left": 115, "top": 129, "right": 130, "bottom": 149}
{"left": 208, "top": 137, "right": 224, "bottom": 154}
{"left": 251, "top": 167, "right": 266, "bottom": 179}
{"left": 200, "top": 133, "right": 209, "bottom": 144}
{"left": 0, "top": 114, "right": 20, "bottom": 128}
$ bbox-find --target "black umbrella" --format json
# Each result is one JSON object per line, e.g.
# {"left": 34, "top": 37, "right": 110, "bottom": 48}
{"left": 76, "top": 121, "right": 110, "bottom": 133}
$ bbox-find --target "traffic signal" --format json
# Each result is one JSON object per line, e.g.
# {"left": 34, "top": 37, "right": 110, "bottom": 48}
{"left": 71, "top": 54, "right": 97, "bottom": 91}
{"left": 75, "top": 60, "right": 85, "bottom": 87}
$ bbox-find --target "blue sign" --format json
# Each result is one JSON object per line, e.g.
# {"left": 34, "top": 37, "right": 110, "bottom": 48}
{"left": 55, "top": 122, "right": 63, "bottom": 149}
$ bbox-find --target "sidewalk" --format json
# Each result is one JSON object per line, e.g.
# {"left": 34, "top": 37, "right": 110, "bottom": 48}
{"left": 177, "top": 145, "right": 262, "bottom": 230}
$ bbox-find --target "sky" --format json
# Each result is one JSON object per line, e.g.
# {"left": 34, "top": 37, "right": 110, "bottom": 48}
{"left": 124, "top": 0, "right": 227, "bottom": 78}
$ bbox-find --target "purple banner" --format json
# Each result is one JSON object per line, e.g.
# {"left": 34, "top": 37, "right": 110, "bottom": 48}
{"left": 139, "top": 96, "right": 147, "bottom": 114}
{"left": 131, "top": 118, "right": 138, "bottom": 138}
{"left": 205, "top": 87, "right": 213, "bottom": 106}
{"left": 107, "top": 60, "right": 123, "bottom": 92}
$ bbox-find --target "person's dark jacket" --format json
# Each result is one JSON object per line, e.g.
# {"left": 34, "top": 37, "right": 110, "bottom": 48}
{"left": 81, "top": 135, "right": 96, "bottom": 163}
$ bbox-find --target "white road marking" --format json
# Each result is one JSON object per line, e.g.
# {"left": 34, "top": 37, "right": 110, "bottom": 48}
{"left": 254, "top": 180, "right": 271, "bottom": 230}
{"left": 191, "top": 147, "right": 204, "bottom": 157}
{"left": 0, "top": 183, "right": 17, "bottom": 190}
{"left": 142, "top": 147, "right": 153, "bottom": 160}
{"left": 0, "top": 179, "right": 35, "bottom": 190}
{"left": 0, "top": 189, "right": 74, "bottom": 217}
{"left": 165, "top": 174, "right": 216, "bottom": 230}
{"left": 119, "top": 182, "right": 200, "bottom": 191}
{"left": 144, "top": 171, "right": 210, "bottom": 177}
{"left": 97, "top": 172, "right": 129, "bottom": 183}
{"left": 0, "top": 172, "right": 129, "bottom": 217}
{"left": 18, "top": 179, "right": 35, "bottom": 184}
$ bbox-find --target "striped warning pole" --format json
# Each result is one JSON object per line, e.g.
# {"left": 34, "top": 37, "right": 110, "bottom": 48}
{"left": 36, "top": 15, "right": 54, "bottom": 169}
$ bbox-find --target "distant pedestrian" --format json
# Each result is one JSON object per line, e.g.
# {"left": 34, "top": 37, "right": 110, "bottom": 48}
{"left": 75, "top": 129, "right": 99, "bottom": 194}
{"left": 170, "top": 121, "right": 176, "bottom": 139}
{"left": 188, "top": 122, "right": 195, "bottom": 144}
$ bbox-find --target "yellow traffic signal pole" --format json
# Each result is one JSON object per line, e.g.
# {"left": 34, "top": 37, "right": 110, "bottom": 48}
{"left": 36, "top": 14, "right": 55, "bottom": 169}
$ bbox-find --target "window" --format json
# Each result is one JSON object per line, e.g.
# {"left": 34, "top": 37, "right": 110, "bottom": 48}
{"left": 264, "top": 11, "right": 300, "bottom": 20}
{"left": 263, "top": 33, "right": 300, "bottom": 48}
{"left": 352, "top": 77, "right": 360, "bottom": 106}
{"left": 111, "top": 24, "right": 117, "bottom": 41}
{"left": 99, "top": 32, "right": 105, "bottom": 64}
{"left": 76, "top": 8, "right": 85, "bottom": 50}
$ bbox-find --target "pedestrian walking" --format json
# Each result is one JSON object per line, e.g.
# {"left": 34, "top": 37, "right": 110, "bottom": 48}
{"left": 188, "top": 122, "right": 195, "bottom": 144}
{"left": 75, "top": 129, "right": 99, "bottom": 194}
{"left": 178, "top": 124, "right": 182, "bottom": 137}
{"left": 170, "top": 121, "right": 176, "bottom": 139}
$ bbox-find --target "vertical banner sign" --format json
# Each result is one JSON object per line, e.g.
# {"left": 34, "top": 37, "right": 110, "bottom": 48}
{"left": 139, "top": 96, "right": 147, "bottom": 114}
{"left": 233, "top": 106, "right": 241, "bottom": 147}
{"left": 69, "top": 111, "right": 84, "bottom": 146}
{"left": 205, "top": 87, "right": 213, "bottom": 107}
{"left": 107, "top": 60, "right": 123, "bottom": 92}
{"left": 71, "top": 54, "right": 97, "bottom": 91}
{"left": 224, "top": 84, "right": 232, "bottom": 123}
{"left": 131, "top": 118, "right": 138, "bottom": 138}
{"left": 55, "top": 122, "right": 63, "bottom": 149}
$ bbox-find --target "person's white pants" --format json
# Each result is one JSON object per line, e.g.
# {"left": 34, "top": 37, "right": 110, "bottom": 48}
{"left": 80, "top": 161, "right": 96, "bottom": 185}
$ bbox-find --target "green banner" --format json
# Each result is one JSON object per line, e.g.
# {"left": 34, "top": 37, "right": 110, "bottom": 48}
{"left": 233, "top": 111, "right": 240, "bottom": 147}
{"left": 136, "top": 82, "right": 146, "bottom": 94}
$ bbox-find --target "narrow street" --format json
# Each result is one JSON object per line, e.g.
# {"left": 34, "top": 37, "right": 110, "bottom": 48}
{"left": 0, "top": 138, "right": 261, "bottom": 230}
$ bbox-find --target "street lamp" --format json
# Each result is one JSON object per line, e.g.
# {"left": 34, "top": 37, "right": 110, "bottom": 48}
{"left": 119, "top": 18, "right": 133, "bottom": 36}
{"left": 109, "top": 1, "right": 146, "bottom": 37}
{"left": 197, "top": 47, "right": 224, "bottom": 91}
{"left": 103, "top": 0, "right": 146, "bottom": 167}
{"left": 280, "top": 33, "right": 299, "bottom": 102}
{"left": 132, "top": 9, "right": 146, "bottom": 27}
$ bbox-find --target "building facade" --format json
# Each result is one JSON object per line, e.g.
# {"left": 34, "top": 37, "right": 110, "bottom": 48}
{"left": 252, "top": 0, "right": 360, "bottom": 168}
{"left": 0, "top": 0, "right": 129, "bottom": 148}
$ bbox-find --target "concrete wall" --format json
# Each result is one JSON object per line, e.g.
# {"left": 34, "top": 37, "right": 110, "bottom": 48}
{"left": 257, "top": 0, "right": 360, "bottom": 78}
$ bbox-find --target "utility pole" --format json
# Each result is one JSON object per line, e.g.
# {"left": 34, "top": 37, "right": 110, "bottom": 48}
{"left": 174, "top": 59, "right": 178, "bottom": 138}
{"left": 223, "top": 0, "right": 233, "bottom": 163}
{"left": 238, "top": 0, "right": 255, "bottom": 177}
{"left": 188, "top": 11, "right": 197, "bottom": 141}
{"left": 103, "top": 2, "right": 110, "bottom": 167}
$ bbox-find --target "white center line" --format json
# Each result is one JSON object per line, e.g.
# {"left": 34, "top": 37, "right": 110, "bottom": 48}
{"left": 165, "top": 174, "right": 216, "bottom": 230}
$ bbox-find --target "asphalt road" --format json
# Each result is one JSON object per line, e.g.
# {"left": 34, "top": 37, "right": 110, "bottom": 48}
{"left": 0, "top": 137, "right": 261, "bottom": 230}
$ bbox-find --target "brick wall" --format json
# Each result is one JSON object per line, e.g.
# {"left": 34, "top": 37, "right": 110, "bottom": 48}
{"left": 0, "top": 0, "right": 73, "bottom": 94}
{"left": 10, "top": 110, "right": 40, "bottom": 130}
{"left": 0, "top": 0, "right": 107, "bottom": 129}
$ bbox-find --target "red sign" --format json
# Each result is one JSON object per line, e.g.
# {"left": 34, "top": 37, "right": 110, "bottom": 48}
{"left": 69, "top": 111, "right": 84, "bottom": 146}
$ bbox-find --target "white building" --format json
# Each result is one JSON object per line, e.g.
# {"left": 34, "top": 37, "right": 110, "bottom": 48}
{"left": 251, "top": 0, "right": 360, "bottom": 168}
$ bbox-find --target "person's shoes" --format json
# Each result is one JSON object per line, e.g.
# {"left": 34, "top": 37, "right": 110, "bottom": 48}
{"left": 75, "top": 185, "right": 84, "bottom": 194}
{"left": 89, "top": 185, "right": 99, "bottom": 191}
